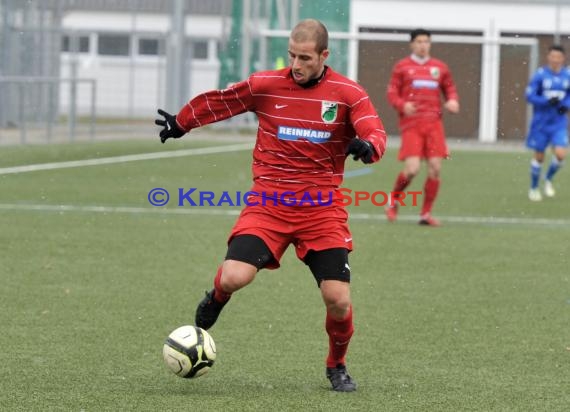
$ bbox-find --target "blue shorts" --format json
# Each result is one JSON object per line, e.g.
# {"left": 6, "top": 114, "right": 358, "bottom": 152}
{"left": 526, "top": 127, "right": 569, "bottom": 152}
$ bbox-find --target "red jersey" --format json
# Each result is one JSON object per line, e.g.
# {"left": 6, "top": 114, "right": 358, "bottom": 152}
{"left": 176, "top": 67, "right": 386, "bottom": 201}
{"left": 387, "top": 55, "right": 458, "bottom": 130}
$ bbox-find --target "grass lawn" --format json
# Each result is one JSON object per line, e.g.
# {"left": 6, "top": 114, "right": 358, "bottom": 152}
{"left": 1, "top": 138, "right": 569, "bottom": 411}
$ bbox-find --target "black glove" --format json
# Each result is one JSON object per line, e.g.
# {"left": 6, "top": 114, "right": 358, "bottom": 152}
{"left": 548, "top": 97, "right": 560, "bottom": 106}
{"left": 346, "top": 138, "right": 374, "bottom": 164}
{"left": 558, "top": 106, "right": 568, "bottom": 115}
{"left": 155, "top": 109, "right": 186, "bottom": 143}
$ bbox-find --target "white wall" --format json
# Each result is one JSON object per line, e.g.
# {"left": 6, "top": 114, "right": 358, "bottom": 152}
{"left": 350, "top": 1, "right": 570, "bottom": 35}
{"left": 62, "top": 12, "right": 224, "bottom": 38}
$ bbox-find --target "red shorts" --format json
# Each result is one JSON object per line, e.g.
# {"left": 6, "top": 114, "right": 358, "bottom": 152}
{"left": 398, "top": 120, "right": 449, "bottom": 160}
{"left": 228, "top": 203, "right": 353, "bottom": 269}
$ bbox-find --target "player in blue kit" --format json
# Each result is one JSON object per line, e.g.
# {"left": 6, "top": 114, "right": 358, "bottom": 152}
{"left": 525, "top": 45, "right": 570, "bottom": 201}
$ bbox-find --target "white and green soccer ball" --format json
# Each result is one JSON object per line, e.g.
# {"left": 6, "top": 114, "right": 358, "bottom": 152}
{"left": 163, "top": 325, "right": 216, "bottom": 378}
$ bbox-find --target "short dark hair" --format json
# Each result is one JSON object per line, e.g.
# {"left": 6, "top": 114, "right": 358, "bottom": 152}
{"left": 548, "top": 44, "right": 565, "bottom": 54}
{"left": 291, "top": 19, "right": 329, "bottom": 53}
{"left": 410, "top": 28, "right": 431, "bottom": 42}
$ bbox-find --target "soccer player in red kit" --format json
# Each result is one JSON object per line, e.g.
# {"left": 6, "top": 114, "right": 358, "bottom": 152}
{"left": 385, "top": 28, "right": 459, "bottom": 226}
{"left": 155, "top": 19, "right": 386, "bottom": 392}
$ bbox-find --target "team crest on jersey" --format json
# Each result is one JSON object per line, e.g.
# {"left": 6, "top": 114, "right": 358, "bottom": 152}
{"left": 321, "top": 101, "right": 338, "bottom": 123}
{"left": 430, "top": 67, "right": 440, "bottom": 79}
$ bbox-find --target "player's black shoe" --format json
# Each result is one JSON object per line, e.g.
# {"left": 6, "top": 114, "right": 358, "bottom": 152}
{"left": 195, "top": 289, "right": 228, "bottom": 330}
{"left": 326, "top": 364, "right": 357, "bottom": 392}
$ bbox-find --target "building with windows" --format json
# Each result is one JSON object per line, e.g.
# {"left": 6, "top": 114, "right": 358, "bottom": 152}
{"left": 1, "top": 0, "right": 569, "bottom": 142}
{"left": 58, "top": 1, "right": 228, "bottom": 118}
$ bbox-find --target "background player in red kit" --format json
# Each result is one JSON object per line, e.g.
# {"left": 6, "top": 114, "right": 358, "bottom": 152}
{"left": 385, "top": 28, "right": 459, "bottom": 226}
{"left": 155, "top": 19, "right": 386, "bottom": 392}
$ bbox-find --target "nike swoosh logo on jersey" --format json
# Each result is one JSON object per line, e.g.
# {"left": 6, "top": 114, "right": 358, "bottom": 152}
{"left": 275, "top": 104, "right": 288, "bottom": 109}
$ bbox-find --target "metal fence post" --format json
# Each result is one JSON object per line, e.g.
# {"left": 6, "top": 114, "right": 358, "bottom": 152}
{"left": 90, "top": 79, "right": 97, "bottom": 141}
{"left": 18, "top": 82, "right": 26, "bottom": 144}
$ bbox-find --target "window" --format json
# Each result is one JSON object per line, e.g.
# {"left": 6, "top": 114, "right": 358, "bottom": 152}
{"left": 139, "top": 38, "right": 164, "bottom": 56}
{"left": 191, "top": 40, "right": 209, "bottom": 60}
{"left": 61, "top": 35, "right": 90, "bottom": 53}
{"left": 98, "top": 34, "right": 130, "bottom": 56}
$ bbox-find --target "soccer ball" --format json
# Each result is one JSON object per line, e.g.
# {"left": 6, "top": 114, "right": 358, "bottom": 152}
{"left": 162, "top": 325, "right": 216, "bottom": 378}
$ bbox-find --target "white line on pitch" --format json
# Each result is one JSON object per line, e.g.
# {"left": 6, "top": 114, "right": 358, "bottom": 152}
{"left": 0, "top": 143, "right": 254, "bottom": 175}
{"left": 0, "top": 203, "right": 241, "bottom": 216}
{"left": 344, "top": 168, "right": 373, "bottom": 178}
{"left": 349, "top": 212, "right": 570, "bottom": 226}
{"left": 0, "top": 203, "right": 569, "bottom": 227}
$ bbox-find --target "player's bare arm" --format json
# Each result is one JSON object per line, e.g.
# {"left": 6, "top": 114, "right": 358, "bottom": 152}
{"left": 444, "top": 99, "right": 460, "bottom": 114}
{"left": 403, "top": 101, "right": 417, "bottom": 116}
